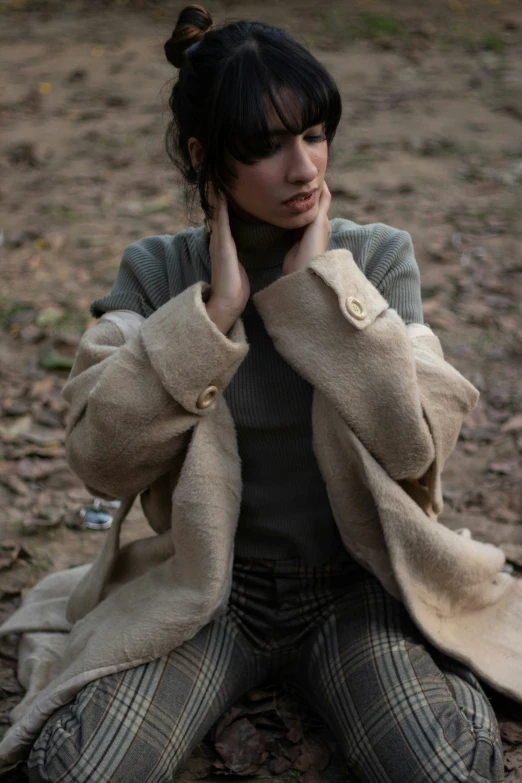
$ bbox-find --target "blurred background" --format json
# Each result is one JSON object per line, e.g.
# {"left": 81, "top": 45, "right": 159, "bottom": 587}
{"left": 1, "top": 0, "right": 522, "bottom": 777}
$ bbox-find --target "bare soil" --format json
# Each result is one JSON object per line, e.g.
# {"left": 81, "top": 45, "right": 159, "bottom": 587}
{"left": 1, "top": 1, "right": 522, "bottom": 780}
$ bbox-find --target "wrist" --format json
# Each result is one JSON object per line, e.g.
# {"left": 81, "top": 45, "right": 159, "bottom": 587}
{"left": 205, "top": 298, "right": 241, "bottom": 335}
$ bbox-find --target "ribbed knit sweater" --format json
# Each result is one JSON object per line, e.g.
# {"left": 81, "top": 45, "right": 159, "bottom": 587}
{"left": 90, "top": 213, "right": 424, "bottom": 564}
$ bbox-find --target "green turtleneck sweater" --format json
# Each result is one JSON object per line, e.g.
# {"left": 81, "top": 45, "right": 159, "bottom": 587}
{"left": 90, "top": 214, "right": 425, "bottom": 565}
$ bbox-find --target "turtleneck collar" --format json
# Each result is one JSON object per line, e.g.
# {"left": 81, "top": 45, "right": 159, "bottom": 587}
{"left": 227, "top": 208, "right": 295, "bottom": 270}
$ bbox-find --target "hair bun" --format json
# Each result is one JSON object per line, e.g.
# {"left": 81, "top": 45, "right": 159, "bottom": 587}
{"left": 164, "top": 4, "right": 214, "bottom": 68}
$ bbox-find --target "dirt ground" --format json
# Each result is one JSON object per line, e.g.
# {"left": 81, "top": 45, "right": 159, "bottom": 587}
{"left": 1, "top": 0, "right": 522, "bottom": 780}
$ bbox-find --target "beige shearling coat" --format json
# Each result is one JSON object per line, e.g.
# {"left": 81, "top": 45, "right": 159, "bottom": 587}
{"left": 1, "top": 247, "right": 522, "bottom": 764}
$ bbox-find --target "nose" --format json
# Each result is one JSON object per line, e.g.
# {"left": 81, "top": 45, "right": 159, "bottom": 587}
{"left": 286, "top": 137, "right": 318, "bottom": 185}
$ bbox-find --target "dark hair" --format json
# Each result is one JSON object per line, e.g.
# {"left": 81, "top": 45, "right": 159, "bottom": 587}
{"left": 164, "top": 5, "right": 342, "bottom": 219}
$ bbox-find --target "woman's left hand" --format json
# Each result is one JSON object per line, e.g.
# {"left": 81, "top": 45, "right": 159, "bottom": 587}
{"left": 282, "top": 181, "right": 331, "bottom": 276}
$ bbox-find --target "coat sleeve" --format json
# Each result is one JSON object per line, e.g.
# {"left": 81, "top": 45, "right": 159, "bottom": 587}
{"left": 252, "top": 244, "right": 479, "bottom": 516}
{"left": 62, "top": 280, "right": 249, "bottom": 500}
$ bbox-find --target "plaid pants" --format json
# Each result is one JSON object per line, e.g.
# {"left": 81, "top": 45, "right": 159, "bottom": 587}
{"left": 28, "top": 551, "right": 504, "bottom": 783}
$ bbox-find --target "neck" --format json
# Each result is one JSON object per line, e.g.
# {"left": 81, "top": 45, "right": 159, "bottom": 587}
{"left": 227, "top": 208, "right": 294, "bottom": 269}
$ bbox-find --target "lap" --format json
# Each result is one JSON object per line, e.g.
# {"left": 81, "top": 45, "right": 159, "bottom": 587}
{"left": 285, "top": 577, "right": 504, "bottom": 783}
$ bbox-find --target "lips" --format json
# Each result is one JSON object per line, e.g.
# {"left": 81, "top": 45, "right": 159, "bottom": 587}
{"left": 283, "top": 188, "right": 318, "bottom": 204}
{"left": 283, "top": 189, "right": 318, "bottom": 214}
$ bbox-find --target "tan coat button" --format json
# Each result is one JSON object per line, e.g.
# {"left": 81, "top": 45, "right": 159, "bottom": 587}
{"left": 346, "top": 297, "right": 367, "bottom": 320}
{"left": 196, "top": 385, "right": 218, "bottom": 409}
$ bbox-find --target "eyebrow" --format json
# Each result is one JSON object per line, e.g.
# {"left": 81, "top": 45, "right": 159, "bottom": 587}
{"left": 247, "top": 124, "right": 323, "bottom": 141}
{"left": 265, "top": 126, "right": 322, "bottom": 136}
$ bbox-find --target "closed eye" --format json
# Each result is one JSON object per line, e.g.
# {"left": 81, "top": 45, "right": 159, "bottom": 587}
{"left": 256, "top": 130, "right": 326, "bottom": 159}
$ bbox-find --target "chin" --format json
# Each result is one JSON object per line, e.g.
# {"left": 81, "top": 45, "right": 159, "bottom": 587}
{"left": 273, "top": 206, "right": 320, "bottom": 230}
{"left": 288, "top": 207, "right": 319, "bottom": 228}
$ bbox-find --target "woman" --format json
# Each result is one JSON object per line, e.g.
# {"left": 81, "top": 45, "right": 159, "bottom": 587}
{"left": 0, "top": 6, "right": 513, "bottom": 782}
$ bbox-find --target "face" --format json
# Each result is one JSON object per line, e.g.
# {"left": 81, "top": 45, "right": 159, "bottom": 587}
{"left": 223, "top": 98, "right": 329, "bottom": 228}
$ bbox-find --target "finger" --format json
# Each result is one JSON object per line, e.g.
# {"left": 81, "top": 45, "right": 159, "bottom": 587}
{"left": 317, "top": 181, "right": 331, "bottom": 216}
{"left": 205, "top": 186, "right": 216, "bottom": 236}
{"left": 214, "top": 194, "right": 232, "bottom": 247}
{"left": 210, "top": 183, "right": 228, "bottom": 228}
{"left": 216, "top": 189, "right": 229, "bottom": 224}
{"left": 320, "top": 180, "right": 331, "bottom": 201}
{"left": 207, "top": 180, "right": 218, "bottom": 211}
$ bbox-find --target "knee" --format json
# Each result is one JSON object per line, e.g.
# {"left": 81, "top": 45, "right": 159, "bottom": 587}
{"left": 345, "top": 717, "right": 505, "bottom": 783}
{"left": 27, "top": 705, "right": 84, "bottom": 783}
{"left": 408, "top": 727, "right": 505, "bottom": 783}
{"left": 26, "top": 692, "right": 184, "bottom": 783}
{"left": 462, "top": 730, "right": 505, "bottom": 783}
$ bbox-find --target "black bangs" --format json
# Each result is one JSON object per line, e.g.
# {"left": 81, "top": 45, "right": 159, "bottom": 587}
{"left": 207, "top": 30, "right": 341, "bottom": 182}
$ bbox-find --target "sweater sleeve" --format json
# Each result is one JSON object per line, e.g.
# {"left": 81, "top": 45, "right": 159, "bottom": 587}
{"left": 90, "top": 236, "right": 173, "bottom": 319}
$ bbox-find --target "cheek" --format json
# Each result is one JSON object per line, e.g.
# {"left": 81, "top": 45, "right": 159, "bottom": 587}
{"left": 313, "top": 144, "right": 329, "bottom": 173}
{"left": 236, "top": 164, "right": 278, "bottom": 198}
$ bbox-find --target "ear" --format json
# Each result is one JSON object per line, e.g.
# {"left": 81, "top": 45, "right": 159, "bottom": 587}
{"left": 188, "top": 137, "right": 205, "bottom": 169}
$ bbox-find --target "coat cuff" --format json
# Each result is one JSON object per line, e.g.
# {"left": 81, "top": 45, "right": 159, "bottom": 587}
{"left": 141, "top": 281, "right": 249, "bottom": 416}
{"left": 309, "top": 248, "right": 390, "bottom": 329}
{"left": 254, "top": 248, "right": 389, "bottom": 332}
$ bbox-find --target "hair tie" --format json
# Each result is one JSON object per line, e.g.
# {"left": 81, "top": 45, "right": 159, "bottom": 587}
{"left": 185, "top": 40, "right": 202, "bottom": 58}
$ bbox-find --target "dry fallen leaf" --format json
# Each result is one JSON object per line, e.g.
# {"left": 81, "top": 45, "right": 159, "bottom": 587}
{"left": 0, "top": 541, "right": 32, "bottom": 571}
{"left": 17, "top": 457, "right": 68, "bottom": 481}
{"left": 282, "top": 743, "right": 302, "bottom": 763}
{"left": 8, "top": 444, "right": 66, "bottom": 459}
{"left": 214, "top": 717, "right": 268, "bottom": 774}
{"left": 213, "top": 705, "right": 244, "bottom": 742}
{"left": 269, "top": 754, "right": 291, "bottom": 775}
{"left": 23, "top": 516, "right": 63, "bottom": 533}
{"left": 500, "top": 545, "right": 522, "bottom": 569}
{"left": 286, "top": 717, "right": 304, "bottom": 745}
{"left": 293, "top": 738, "right": 330, "bottom": 773}
{"left": 494, "top": 508, "right": 522, "bottom": 524}
{"left": 179, "top": 758, "right": 213, "bottom": 780}
{"left": 0, "top": 473, "right": 31, "bottom": 496}
{"left": 0, "top": 415, "right": 33, "bottom": 440}
{"left": 501, "top": 721, "right": 522, "bottom": 745}
{"left": 506, "top": 770, "right": 522, "bottom": 783}
{"left": 505, "top": 748, "right": 522, "bottom": 773}
{"left": 301, "top": 766, "right": 325, "bottom": 783}
{"left": 28, "top": 377, "right": 55, "bottom": 398}
{"left": 502, "top": 414, "right": 522, "bottom": 434}
{"left": 487, "top": 461, "right": 518, "bottom": 475}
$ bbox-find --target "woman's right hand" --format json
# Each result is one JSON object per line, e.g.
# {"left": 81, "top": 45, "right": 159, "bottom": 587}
{"left": 205, "top": 185, "right": 250, "bottom": 334}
